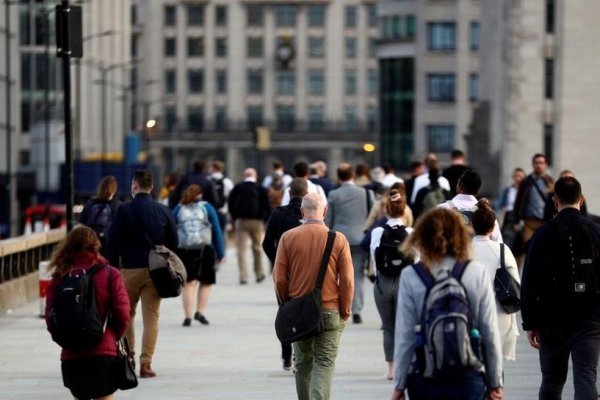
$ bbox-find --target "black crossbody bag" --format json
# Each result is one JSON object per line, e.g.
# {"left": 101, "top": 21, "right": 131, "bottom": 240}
{"left": 275, "top": 230, "right": 336, "bottom": 345}
{"left": 494, "top": 243, "right": 521, "bottom": 314}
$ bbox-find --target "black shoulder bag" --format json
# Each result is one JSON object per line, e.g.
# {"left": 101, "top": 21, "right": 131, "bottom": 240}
{"left": 494, "top": 243, "right": 521, "bottom": 314}
{"left": 275, "top": 230, "right": 336, "bottom": 345}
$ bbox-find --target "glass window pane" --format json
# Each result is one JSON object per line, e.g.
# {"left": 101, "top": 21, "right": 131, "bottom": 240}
{"left": 165, "top": 106, "right": 177, "bottom": 132}
{"left": 308, "top": 69, "right": 325, "bottom": 96}
{"left": 164, "top": 37, "right": 176, "bottom": 57}
{"left": 367, "top": 4, "right": 377, "bottom": 27}
{"left": 470, "top": 21, "right": 480, "bottom": 50}
{"left": 345, "top": 69, "right": 357, "bottom": 96}
{"left": 188, "top": 69, "right": 204, "bottom": 93}
{"left": 277, "top": 71, "right": 295, "bottom": 96}
{"left": 345, "top": 6, "right": 357, "bottom": 28}
{"left": 247, "top": 5, "right": 263, "bottom": 26}
{"left": 276, "top": 5, "right": 297, "bottom": 27}
{"left": 345, "top": 105, "right": 357, "bottom": 131}
{"left": 187, "top": 37, "right": 204, "bottom": 57}
{"left": 248, "top": 106, "right": 263, "bottom": 129}
{"left": 427, "top": 73, "right": 456, "bottom": 102}
{"left": 308, "top": 36, "right": 324, "bottom": 58}
{"left": 469, "top": 73, "right": 479, "bottom": 102}
{"left": 276, "top": 105, "right": 295, "bottom": 132}
{"left": 215, "top": 107, "right": 227, "bottom": 131}
{"left": 216, "top": 37, "right": 227, "bottom": 58}
{"left": 216, "top": 5, "right": 227, "bottom": 26}
{"left": 427, "top": 125, "right": 455, "bottom": 153}
{"left": 217, "top": 70, "right": 227, "bottom": 94}
{"left": 345, "top": 37, "right": 357, "bottom": 58}
{"left": 428, "top": 22, "right": 456, "bottom": 51}
{"left": 368, "top": 69, "right": 378, "bottom": 95}
{"left": 165, "top": 69, "right": 176, "bottom": 94}
{"left": 247, "top": 37, "right": 263, "bottom": 58}
{"left": 308, "top": 106, "right": 324, "bottom": 131}
{"left": 308, "top": 5, "right": 325, "bottom": 27}
{"left": 188, "top": 106, "right": 203, "bottom": 132}
{"left": 247, "top": 70, "right": 263, "bottom": 94}
{"left": 164, "top": 5, "right": 176, "bottom": 26}
{"left": 187, "top": 5, "right": 204, "bottom": 26}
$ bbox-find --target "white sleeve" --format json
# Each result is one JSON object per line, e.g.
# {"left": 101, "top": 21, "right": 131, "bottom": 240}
{"left": 439, "top": 176, "right": 451, "bottom": 191}
{"left": 370, "top": 227, "right": 384, "bottom": 270}
{"left": 281, "top": 188, "right": 290, "bottom": 206}
{"left": 490, "top": 220, "right": 504, "bottom": 243}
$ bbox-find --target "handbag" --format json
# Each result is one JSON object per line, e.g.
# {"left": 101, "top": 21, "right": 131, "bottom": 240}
{"left": 494, "top": 243, "right": 521, "bottom": 314}
{"left": 116, "top": 337, "right": 138, "bottom": 390}
{"left": 275, "top": 230, "right": 336, "bottom": 345}
{"left": 131, "top": 204, "right": 187, "bottom": 298}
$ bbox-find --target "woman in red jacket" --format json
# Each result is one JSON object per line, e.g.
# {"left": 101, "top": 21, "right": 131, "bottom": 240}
{"left": 45, "top": 226, "right": 130, "bottom": 400}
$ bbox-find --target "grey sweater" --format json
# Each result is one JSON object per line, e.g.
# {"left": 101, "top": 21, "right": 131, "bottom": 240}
{"left": 393, "top": 256, "right": 503, "bottom": 390}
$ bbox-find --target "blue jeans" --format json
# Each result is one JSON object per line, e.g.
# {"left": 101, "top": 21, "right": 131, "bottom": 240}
{"left": 407, "top": 373, "right": 486, "bottom": 400}
{"left": 539, "top": 325, "right": 600, "bottom": 400}
{"left": 293, "top": 311, "right": 345, "bottom": 400}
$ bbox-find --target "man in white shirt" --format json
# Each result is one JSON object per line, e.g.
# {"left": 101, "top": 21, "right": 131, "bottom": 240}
{"left": 382, "top": 164, "right": 404, "bottom": 188}
{"left": 262, "top": 160, "right": 293, "bottom": 189}
{"left": 410, "top": 154, "right": 451, "bottom": 205}
{"left": 438, "top": 170, "right": 503, "bottom": 242}
{"left": 281, "top": 161, "right": 327, "bottom": 206}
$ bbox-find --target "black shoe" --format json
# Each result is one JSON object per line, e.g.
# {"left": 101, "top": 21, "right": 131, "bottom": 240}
{"left": 240, "top": 280, "right": 248, "bottom": 285}
{"left": 352, "top": 314, "right": 362, "bottom": 324}
{"left": 182, "top": 318, "right": 192, "bottom": 327}
{"left": 283, "top": 358, "right": 292, "bottom": 371}
{"left": 194, "top": 312, "right": 209, "bottom": 325}
{"left": 256, "top": 275, "right": 266, "bottom": 283}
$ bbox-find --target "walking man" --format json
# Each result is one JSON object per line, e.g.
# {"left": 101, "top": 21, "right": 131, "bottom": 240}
{"left": 521, "top": 176, "right": 600, "bottom": 399}
{"left": 228, "top": 168, "right": 271, "bottom": 284}
{"left": 326, "top": 163, "right": 374, "bottom": 323}
{"left": 170, "top": 160, "right": 220, "bottom": 209}
{"left": 281, "top": 161, "right": 327, "bottom": 206}
{"left": 273, "top": 193, "right": 354, "bottom": 400}
{"left": 106, "top": 170, "right": 178, "bottom": 378}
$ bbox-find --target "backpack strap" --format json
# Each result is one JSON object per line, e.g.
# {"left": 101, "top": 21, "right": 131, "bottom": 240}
{"left": 451, "top": 260, "right": 470, "bottom": 281}
{"left": 315, "top": 230, "right": 337, "bottom": 290}
{"left": 413, "top": 262, "right": 435, "bottom": 290}
{"left": 499, "top": 243, "right": 506, "bottom": 270}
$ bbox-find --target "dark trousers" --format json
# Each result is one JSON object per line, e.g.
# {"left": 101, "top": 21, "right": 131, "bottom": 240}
{"left": 407, "top": 373, "right": 486, "bottom": 400}
{"left": 539, "top": 326, "right": 600, "bottom": 400}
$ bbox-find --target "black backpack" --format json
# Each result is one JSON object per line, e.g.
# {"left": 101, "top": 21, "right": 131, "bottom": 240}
{"left": 374, "top": 224, "right": 411, "bottom": 276}
{"left": 48, "top": 265, "right": 108, "bottom": 351}
{"left": 86, "top": 203, "right": 112, "bottom": 240}
{"left": 213, "top": 177, "right": 226, "bottom": 209}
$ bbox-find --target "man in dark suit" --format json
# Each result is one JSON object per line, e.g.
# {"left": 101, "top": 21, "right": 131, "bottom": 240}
{"left": 169, "top": 160, "right": 219, "bottom": 208}
{"left": 106, "top": 170, "right": 178, "bottom": 378}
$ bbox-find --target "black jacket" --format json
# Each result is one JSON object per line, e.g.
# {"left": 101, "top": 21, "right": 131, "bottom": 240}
{"left": 169, "top": 172, "right": 219, "bottom": 209}
{"left": 106, "top": 193, "right": 178, "bottom": 269}
{"left": 228, "top": 181, "right": 271, "bottom": 221}
{"left": 521, "top": 208, "right": 600, "bottom": 331}
{"left": 262, "top": 197, "right": 303, "bottom": 264}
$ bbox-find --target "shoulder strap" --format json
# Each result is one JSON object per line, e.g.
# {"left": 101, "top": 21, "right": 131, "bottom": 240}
{"left": 413, "top": 262, "right": 435, "bottom": 290}
{"left": 499, "top": 243, "right": 506, "bottom": 270}
{"left": 365, "top": 187, "right": 372, "bottom": 215}
{"left": 528, "top": 175, "right": 548, "bottom": 201}
{"left": 451, "top": 260, "right": 470, "bottom": 281}
{"left": 315, "top": 230, "right": 337, "bottom": 290}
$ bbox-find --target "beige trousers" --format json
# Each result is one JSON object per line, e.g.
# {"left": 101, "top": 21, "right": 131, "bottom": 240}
{"left": 235, "top": 218, "right": 265, "bottom": 283}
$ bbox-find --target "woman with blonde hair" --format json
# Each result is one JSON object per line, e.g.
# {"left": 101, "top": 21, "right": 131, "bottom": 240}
{"left": 173, "top": 184, "right": 225, "bottom": 326}
{"left": 391, "top": 208, "right": 503, "bottom": 400}
{"left": 370, "top": 188, "right": 413, "bottom": 380}
{"left": 472, "top": 198, "right": 520, "bottom": 361}
{"left": 45, "top": 226, "right": 130, "bottom": 400}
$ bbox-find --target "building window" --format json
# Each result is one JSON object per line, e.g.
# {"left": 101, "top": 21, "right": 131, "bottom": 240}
{"left": 345, "top": 6, "right": 357, "bottom": 28}
{"left": 164, "top": 5, "right": 176, "bottom": 27}
{"left": 345, "top": 37, "right": 357, "bottom": 58}
{"left": 367, "top": 106, "right": 377, "bottom": 131}
{"left": 248, "top": 106, "right": 263, "bottom": 129}
{"left": 368, "top": 69, "right": 378, "bottom": 95}
{"left": 427, "top": 73, "right": 455, "bottom": 102}
{"left": 247, "top": 5, "right": 263, "bottom": 27}
{"left": 427, "top": 125, "right": 455, "bottom": 153}
{"left": 188, "top": 106, "right": 203, "bottom": 132}
{"left": 546, "top": 0, "right": 555, "bottom": 33}
{"left": 216, "top": 37, "right": 227, "bottom": 58}
{"left": 247, "top": 70, "right": 263, "bottom": 95}
{"left": 428, "top": 22, "right": 456, "bottom": 51}
{"left": 276, "top": 5, "right": 297, "bottom": 27}
{"left": 247, "top": 37, "right": 263, "bottom": 58}
{"left": 345, "top": 105, "right": 357, "bottom": 131}
{"left": 277, "top": 71, "right": 295, "bottom": 96}
{"left": 216, "top": 70, "right": 227, "bottom": 94}
{"left": 470, "top": 21, "right": 480, "bottom": 50}
{"left": 367, "top": 4, "right": 377, "bottom": 27}
{"left": 544, "top": 123, "right": 554, "bottom": 165}
{"left": 187, "top": 5, "right": 204, "bottom": 26}
{"left": 188, "top": 69, "right": 204, "bottom": 93}
{"left": 469, "top": 73, "right": 479, "bottom": 102}
{"left": 215, "top": 107, "right": 227, "bottom": 131}
{"left": 187, "top": 37, "right": 204, "bottom": 57}
{"left": 345, "top": 69, "right": 357, "bottom": 96}
{"left": 276, "top": 105, "right": 295, "bottom": 132}
{"left": 165, "top": 69, "right": 176, "bottom": 94}
{"left": 216, "top": 5, "right": 227, "bottom": 26}
{"left": 368, "top": 38, "right": 377, "bottom": 58}
{"left": 381, "top": 15, "right": 416, "bottom": 41}
{"left": 164, "top": 37, "right": 176, "bottom": 57}
{"left": 308, "top": 106, "right": 324, "bottom": 131}
{"left": 308, "top": 5, "right": 326, "bottom": 27}
{"left": 545, "top": 59, "right": 554, "bottom": 99}
{"left": 308, "top": 36, "right": 324, "bottom": 58}
{"left": 165, "top": 106, "right": 177, "bottom": 132}
{"left": 308, "top": 69, "right": 325, "bottom": 96}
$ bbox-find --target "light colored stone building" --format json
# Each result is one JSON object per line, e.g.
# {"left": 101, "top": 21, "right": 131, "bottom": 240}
{"left": 475, "top": 0, "right": 600, "bottom": 212}
{"left": 133, "top": 0, "right": 378, "bottom": 180}
{"left": 377, "top": 0, "right": 480, "bottom": 168}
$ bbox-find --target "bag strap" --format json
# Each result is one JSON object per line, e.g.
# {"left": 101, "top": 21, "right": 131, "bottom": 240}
{"left": 365, "top": 187, "right": 372, "bottom": 216}
{"left": 528, "top": 175, "right": 548, "bottom": 201}
{"left": 315, "top": 230, "right": 337, "bottom": 290}
{"left": 499, "top": 243, "right": 506, "bottom": 270}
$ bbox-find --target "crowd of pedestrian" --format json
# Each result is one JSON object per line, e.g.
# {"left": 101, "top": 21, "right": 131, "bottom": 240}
{"left": 44, "top": 150, "right": 600, "bottom": 400}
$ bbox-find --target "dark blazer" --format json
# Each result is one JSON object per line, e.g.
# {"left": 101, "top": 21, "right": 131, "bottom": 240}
{"left": 262, "top": 196, "right": 303, "bottom": 264}
{"left": 106, "top": 193, "right": 178, "bottom": 268}
{"left": 228, "top": 181, "right": 271, "bottom": 221}
{"left": 169, "top": 172, "right": 219, "bottom": 209}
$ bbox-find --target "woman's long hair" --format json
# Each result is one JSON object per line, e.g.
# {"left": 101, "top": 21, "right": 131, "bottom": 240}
{"left": 180, "top": 184, "right": 202, "bottom": 205}
{"left": 384, "top": 185, "right": 407, "bottom": 218}
{"left": 472, "top": 198, "right": 496, "bottom": 236}
{"left": 49, "top": 226, "right": 101, "bottom": 278}
{"left": 93, "top": 175, "right": 118, "bottom": 201}
{"left": 402, "top": 208, "right": 471, "bottom": 267}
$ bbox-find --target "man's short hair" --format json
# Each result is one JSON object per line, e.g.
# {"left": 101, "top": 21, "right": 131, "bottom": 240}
{"left": 426, "top": 158, "right": 440, "bottom": 172}
{"left": 289, "top": 177, "right": 308, "bottom": 198}
{"left": 383, "top": 164, "right": 394, "bottom": 174}
{"left": 193, "top": 160, "right": 206, "bottom": 173}
{"left": 294, "top": 161, "right": 309, "bottom": 178}
{"left": 301, "top": 193, "right": 326, "bottom": 213}
{"left": 211, "top": 160, "right": 225, "bottom": 172}
{"left": 133, "top": 170, "right": 153, "bottom": 190}
{"left": 554, "top": 176, "right": 582, "bottom": 205}
{"left": 458, "top": 169, "right": 481, "bottom": 195}
{"left": 451, "top": 149, "right": 465, "bottom": 160}
{"left": 273, "top": 160, "right": 283, "bottom": 170}
{"left": 532, "top": 153, "right": 546, "bottom": 164}
{"left": 409, "top": 160, "right": 423, "bottom": 172}
{"left": 337, "top": 163, "right": 354, "bottom": 182}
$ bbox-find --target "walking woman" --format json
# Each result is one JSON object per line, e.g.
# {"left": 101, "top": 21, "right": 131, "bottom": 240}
{"left": 472, "top": 199, "right": 520, "bottom": 361}
{"left": 391, "top": 208, "right": 503, "bottom": 400}
{"left": 370, "top": 188, "right": 413, "bottom": 380}
{"left": 173, "top": 184, "right": 225, "bottom": 326}
{"left": 45, "top": 226, "right": 130, "bottom": 400}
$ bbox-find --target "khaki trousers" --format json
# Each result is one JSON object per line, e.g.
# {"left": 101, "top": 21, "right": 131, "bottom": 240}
{"left": 235, "top": 218, "right": 265, "bottom": 283}
{"left": 120, "top": 268, "right": 161, "bottom": 365}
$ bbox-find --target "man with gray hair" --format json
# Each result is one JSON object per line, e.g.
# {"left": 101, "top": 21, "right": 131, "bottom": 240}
{"left": 274, "top": 192, "right": 354, "bottom": 399}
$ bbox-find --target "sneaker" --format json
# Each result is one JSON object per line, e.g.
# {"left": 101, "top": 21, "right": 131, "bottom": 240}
{"left": 194, "top": 311, "right": 209, "bottom": 325}
{"left": 182, "top": 318, "right": 192, "bottom": 327}
{"left": 352, "top": 314, "right": 362, "bottom": 324}
{"left": 283, "top": 358, "right": 292, "bottom": 371}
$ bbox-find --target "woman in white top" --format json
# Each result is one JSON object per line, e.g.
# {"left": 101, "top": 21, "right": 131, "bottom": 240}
{"left": 471, "top": 198, "right": 520, "bottom": 360}
{"left": 369, "top": 188, "right": 413, "bottom": 380}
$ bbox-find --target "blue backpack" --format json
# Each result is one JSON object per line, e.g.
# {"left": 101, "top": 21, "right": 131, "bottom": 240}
{"left": 412, "top": 261, "right": 484, "bottom": 379}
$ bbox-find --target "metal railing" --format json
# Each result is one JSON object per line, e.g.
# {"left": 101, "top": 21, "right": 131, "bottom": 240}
{"left": 0, "top": 229, "right": 65, "bottom": 284}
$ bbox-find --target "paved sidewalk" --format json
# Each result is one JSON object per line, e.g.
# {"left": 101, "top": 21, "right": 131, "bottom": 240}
{"left": 0, "top": 248, "right": 574, "bottom": 399}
